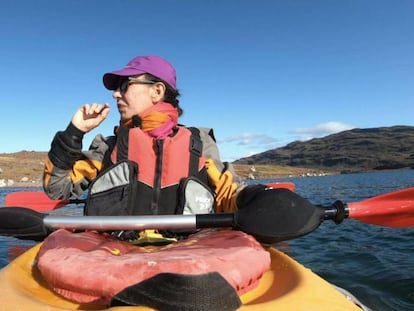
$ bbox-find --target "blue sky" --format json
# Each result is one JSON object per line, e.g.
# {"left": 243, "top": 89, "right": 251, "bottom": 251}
{"left": 1, "top": 0, "right": 413, "bottom": 162}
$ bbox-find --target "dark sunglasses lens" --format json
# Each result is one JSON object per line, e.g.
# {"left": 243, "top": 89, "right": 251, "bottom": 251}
{"left": 119, "top": 79, "right": 129, "bottom": 92}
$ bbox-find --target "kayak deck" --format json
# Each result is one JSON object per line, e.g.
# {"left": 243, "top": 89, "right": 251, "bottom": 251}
{"left": 0, "top": 243, "right": 362, "bottom": 311}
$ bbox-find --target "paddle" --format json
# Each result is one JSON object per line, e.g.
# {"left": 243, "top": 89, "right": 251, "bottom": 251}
{"left": 0, "top": 187, "right": 413, "bottom": 243}
{"left": 3, "top": 182, "right": 296, "bottom": 212}
{"left": 322, "top": 186, "right": 414, "bottom": 228}
{"left": 345, "top": 186, "right": 414, "bottom": 227}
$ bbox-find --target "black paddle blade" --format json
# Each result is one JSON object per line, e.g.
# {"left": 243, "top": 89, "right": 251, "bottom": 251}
{"left": 0, "top": 207, "right": 49, "bottom": 241}
{"left": 234, "top": 188, "right": 326, "bottom": 245}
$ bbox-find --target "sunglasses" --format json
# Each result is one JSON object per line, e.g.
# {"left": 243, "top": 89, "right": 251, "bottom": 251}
{"left": 118, "top": 77, "right": 156, "bottom": 93}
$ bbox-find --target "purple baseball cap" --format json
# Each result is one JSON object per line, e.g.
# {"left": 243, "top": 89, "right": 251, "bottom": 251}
{"left": 103, "top": 55, "right": 177, "bottom": 90}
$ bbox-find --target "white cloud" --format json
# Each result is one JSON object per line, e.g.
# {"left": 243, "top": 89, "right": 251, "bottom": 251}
{"left": 293, "top": 121, "right": 354, "bottom": 137}
{"left": 217, "top": 133, "right": 281, "bottom": 161}
{"left": 218, "top": 133, "right": 279, "bottom": 146}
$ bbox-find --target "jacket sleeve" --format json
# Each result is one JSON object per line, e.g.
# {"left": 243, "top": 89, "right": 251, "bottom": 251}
{"left": 198, "top": 128, "right": 245, "bottom": 213}
{"left": 43, "top": 122, "right": 114, "bottom": 200}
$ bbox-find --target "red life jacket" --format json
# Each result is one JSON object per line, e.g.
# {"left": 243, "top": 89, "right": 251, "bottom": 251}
{"left": 112, "top": 126, "right": 205, "bottom": 188}
{"left": 85, "top": 126, "right": 211, "bottom": 216}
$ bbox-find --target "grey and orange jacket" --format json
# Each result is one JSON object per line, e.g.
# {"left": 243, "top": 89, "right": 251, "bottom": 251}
{"left": 43, "top": 122, "right": 243, "bottom": 213}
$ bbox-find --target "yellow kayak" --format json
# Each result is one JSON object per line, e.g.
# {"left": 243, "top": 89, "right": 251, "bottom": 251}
{"left": 0, "top": 242, "right": 364, "bottom": 311}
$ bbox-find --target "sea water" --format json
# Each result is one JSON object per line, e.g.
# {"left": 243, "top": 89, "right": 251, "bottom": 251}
{"left": 1, "top": 170, "right": 414, "bottom": 310}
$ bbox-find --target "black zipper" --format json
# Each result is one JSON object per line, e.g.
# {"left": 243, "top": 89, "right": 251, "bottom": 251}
{"left": 151, "top": 139, "right": 164, "bottom": 214}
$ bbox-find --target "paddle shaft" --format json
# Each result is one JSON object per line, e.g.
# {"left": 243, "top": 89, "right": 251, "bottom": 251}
{"left": 43, "top": 214, "right": 235, "bottom": 231}
{"left": 323, "top": 201, "right": 349, "bottom": 224}
{"left": 1, "top": 186, "right": 413, "bottom": 243}
{"left": 43, "top": 202, "right": 349, "bottom": 231}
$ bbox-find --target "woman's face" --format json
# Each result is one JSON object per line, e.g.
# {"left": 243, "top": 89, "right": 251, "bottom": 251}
{"left": 112, "top": 75, "right": 165, "bottom": 121}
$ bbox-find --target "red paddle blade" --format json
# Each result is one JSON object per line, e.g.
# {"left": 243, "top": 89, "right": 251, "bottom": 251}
{"left": 347, "top": 187, "right": 414, "bottom": 227}
{"left": 4, "top": 191, "right": 69, "bottom": 212}
{"left": 266, "top": 182, "right": 295, "bottom": 192}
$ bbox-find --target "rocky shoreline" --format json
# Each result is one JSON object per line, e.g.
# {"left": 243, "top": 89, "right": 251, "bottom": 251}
{"left": 0, "top": 178, "right": 42, "bottom": 188}
{"left": 0, "top": 151, "right": 46, "bottom": 188}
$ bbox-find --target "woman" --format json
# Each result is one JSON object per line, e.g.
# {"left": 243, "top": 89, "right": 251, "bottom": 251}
{"left": 43, "top": 55, "right": 243, "bottom": 217}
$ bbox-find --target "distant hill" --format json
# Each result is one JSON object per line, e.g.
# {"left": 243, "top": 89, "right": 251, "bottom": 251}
{"left": 234, "top": 126, "right": 414, "bottom": 174}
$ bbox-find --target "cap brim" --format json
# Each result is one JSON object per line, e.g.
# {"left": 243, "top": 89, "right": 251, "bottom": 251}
{"left": 103, "top": 68, "right": 146, "bottom": 90}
